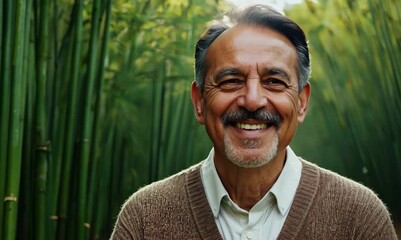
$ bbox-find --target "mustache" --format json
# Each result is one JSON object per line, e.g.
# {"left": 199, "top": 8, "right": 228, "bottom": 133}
{"left": 221, "top": 108, "right": 282, "bottom": 129}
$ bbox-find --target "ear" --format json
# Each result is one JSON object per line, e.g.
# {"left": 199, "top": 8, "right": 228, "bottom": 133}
{"left": 191, "top": 81, "right": 205, "bottom": 124}
{"left": 297, "top": 82, "right": 311, "bottom": 124}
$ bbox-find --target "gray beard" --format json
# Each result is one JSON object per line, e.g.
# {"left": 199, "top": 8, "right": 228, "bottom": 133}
{"left": 224, "top": 131, "right": 278, "bottom": 168}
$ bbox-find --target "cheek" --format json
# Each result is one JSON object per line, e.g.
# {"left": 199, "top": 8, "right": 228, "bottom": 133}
{"left": 268, "top": 90, "right": 299, "bottom": 120}
{"left": 286, "top": 91, "right": 300, "bottom": 113}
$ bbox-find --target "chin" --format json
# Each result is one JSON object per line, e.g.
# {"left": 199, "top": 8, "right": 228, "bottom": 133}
{"left": 224, "top": 133, "right": 279, "bottom": 168}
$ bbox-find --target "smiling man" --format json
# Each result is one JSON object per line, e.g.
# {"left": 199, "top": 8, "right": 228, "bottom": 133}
{"left": 111, "top": 5, "right": 397, "bottom": 240}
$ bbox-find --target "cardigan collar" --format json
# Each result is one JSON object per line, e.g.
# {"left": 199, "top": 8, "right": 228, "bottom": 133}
{"left": 186, "top": 158, "right": 320, "bottom": 240}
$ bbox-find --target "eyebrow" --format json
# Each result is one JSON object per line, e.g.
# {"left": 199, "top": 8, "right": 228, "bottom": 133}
{"left": 264, "top": 67, "right": 291, "bottom": 81}
{"left": 214, "top": 68, "right": 241, "bottom": 81}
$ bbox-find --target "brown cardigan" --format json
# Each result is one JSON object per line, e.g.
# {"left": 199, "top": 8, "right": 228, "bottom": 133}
{"left": 110, "top": 160, "right": 397, "bottom": 239}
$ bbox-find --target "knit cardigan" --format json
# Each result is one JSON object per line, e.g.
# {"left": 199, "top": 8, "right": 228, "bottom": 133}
{"left": 110, "top": 160, "right": 397, "bottom": 239}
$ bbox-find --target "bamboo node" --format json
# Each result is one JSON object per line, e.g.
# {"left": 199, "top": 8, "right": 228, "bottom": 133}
{"left": 35, "top": 140, "right": 51, "bottom": 152}
{"left": 50, "top": 215, "right": 59, "bottom": 221}
{"left": 84, "top": 223, "right": 91, "bottom": 229}
{"left": 4, "top": 196, "right": 18, "bottom": 202}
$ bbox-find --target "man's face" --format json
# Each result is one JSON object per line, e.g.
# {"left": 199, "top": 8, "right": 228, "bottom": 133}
{"left": 191, "top": 24, "right": 310, "bottom": 168}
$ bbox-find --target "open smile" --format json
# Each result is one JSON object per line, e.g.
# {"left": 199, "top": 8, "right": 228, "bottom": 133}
{"left": 236, "top": 123, "right": 267, "bottom": 130}
{"left": 228, "top": 120, "right": 276, "bottom": 140}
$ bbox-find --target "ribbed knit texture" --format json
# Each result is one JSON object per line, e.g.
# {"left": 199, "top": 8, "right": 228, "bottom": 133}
{"left": 110, "top": 160, "right": 397, "bottom": 239}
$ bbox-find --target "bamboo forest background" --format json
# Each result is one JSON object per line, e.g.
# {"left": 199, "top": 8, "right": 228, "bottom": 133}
{"left": 0, "top": 0, "right": 400, "bottom": 239}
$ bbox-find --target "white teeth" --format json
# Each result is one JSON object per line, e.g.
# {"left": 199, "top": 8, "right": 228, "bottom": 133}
{"left": 236, "top": 123, "right": 267, "bottom": 130}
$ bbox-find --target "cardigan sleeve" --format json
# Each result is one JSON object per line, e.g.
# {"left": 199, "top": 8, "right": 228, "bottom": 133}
{"left": 352, "top": 191, "right": 397, "bottom": 240}
{"left": 109, "top": 194, "right": 144, "bottom": 240}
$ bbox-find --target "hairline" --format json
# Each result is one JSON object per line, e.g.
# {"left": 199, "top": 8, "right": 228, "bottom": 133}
{"left": 195, "top": 7, "right": 311, "bottom": 94}
{"left": 210, "top": 23, "right": 300, "bottom": 83}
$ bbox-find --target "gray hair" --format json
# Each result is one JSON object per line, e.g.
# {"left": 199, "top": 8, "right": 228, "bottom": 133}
{"left": 194, "top": 4, "right": 311, "bottom": 93}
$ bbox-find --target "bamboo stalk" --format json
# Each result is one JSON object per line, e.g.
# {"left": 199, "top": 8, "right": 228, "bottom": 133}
{"left": 0, "top": 0, "right": 13, "bottom": 236}
{"left": 148, "top": 65, "right": 166, "bottom": 182}
{"left": 17, "top": 0, "right": 34, "bottom": 238}
{"left": 87, "top": 0, "right": 112, "bottom": 235}
{"left": 33, "top": 0, "right": 50, "bottom": 238}
{"left": 165, "top": 82, "right": 183, "bottom": 173}
{"left": 77, "top": 0, "right": 102, "bottom": 238}
{"left": 173, "top": 83, "right": 192, "bottom": 170}
{"left": 46, "top": 0, "right": 66, "bottom": 237}
{"left": 48, "top": 42, "right": 72, "bottom": 240}
{"left": 19, "top": 47, "right": 35, "bottom": 240}
{"left": 3, "top": 0, "right": 29, "bottom": 239}
{"left": 109, "top": 128, "right": 125, "bottom": 218}
{"left": 92, "top": 124, "right": 115, "bottom": 238}
{"left": 56, "top": 0, "right": 84, "bottom": 239}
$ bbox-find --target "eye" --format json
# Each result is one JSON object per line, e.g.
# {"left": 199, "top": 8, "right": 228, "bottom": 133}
{"left": 262, "top": 78, "right": 288, "bottom": 90}
{"left": 218, "top": 78, "right": 245, "bottom": 91}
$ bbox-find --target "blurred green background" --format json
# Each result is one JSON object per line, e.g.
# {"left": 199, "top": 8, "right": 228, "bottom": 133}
{"left": 1, "top": 0, "right": 400, "bottom": 239}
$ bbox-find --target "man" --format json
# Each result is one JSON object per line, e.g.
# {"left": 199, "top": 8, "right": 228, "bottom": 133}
{"left": 111, "top": 5, "right": 397, "bottom": 239}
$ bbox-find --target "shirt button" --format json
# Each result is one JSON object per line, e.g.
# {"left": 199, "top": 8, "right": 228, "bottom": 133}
{"left": 246, "top": 231, "right": 254, "bottom": 239}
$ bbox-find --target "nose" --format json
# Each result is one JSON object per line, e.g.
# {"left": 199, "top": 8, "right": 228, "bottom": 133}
{"left": 237, "top": 78, "right": 268, "bottom": 112}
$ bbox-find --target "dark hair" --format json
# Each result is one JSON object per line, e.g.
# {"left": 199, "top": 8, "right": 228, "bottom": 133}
{"left": 194, "top": 4, "right": 311, "bottom": 93}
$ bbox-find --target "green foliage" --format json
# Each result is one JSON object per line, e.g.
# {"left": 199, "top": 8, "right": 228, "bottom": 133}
{"left": 0, "top": 0, "right": 222, "bottom": 239}
{"left": 287, "top": 0, "right": 401, "bottom": 219}
{"left": 102, "top": 0, "right": 227, "bottom": 188}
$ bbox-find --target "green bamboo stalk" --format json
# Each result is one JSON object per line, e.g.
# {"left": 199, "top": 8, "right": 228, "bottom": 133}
{"left": 19, "top": 46, "right": 35, "bottom": 240}
{"left": 87, "top": 0, "right": 112, "bottom": 236}
{"left": 34, "top": 0, "right": 50, "bottom": 239}
{"left": 0, "top": 1, "right": 13, "bottom": 237}
{"left": 176, "top": 83, "right": 190, "bottom": 169}
{"left": 77, "top": 0, "right": 101, "bottom": 238}
{"left": 148, "top": 68, "right": 165, "bottom": 182}
{"left": 157, "top": 80, "right": 170, "bottom": 178}
{"left": 46, "top": 0, "right": 66, "bottom": 237}
{"left": 164, "top": 82, "right": 182, "bottom": 174}
{"left": 56, "top": 0, "right": 83, "bottom": 239}
{"left": 3, "top": 0, "right": 28, "bottom": 239}
{"left": 17, "top": 0, "right": 34, "bottom": 238}
{"left": 109, "top": 128, "right": 124, "bottom": 218}
{"left": 47, "top": 1, "right": 88, "bottom": 237}
{"left": 48, "top": 43, "right": 72, "bottom": 240}
{"left": 92, "top": 124, "right": 116, "bottom": 238}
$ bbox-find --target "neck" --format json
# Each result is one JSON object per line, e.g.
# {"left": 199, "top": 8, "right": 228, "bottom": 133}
{"left": 214, "top": 150, "right": 286, "bottom": 211}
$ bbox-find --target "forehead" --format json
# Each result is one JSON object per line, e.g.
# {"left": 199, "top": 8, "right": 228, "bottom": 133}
{"left": 206, "top": 24, "right": 297, "bottom": 77}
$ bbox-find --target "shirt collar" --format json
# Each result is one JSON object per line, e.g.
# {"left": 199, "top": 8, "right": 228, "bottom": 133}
{"left": 200, "top": 146, "right": 302, "bottom": 217}
{"left": 270, "top": 146, "right": 302, "bottom": 215}
{"left": 201, "top": 148, "right": 228, "bottom": 217}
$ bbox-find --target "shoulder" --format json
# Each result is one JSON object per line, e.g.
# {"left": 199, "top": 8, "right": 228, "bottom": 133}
{"left": 110, "top": 163, "right": 204, "bottom": 239}
{"left": 304, "top": 160, "right": 379, "bottom": 200}
{"left": 298, "top": 160, "right": 397, "bottom": 239}
{"left": 125, "top": 162, "right": 202, "bottom": 207}
{"left": 300, "top": 160, "right": 385, "bottom": 208}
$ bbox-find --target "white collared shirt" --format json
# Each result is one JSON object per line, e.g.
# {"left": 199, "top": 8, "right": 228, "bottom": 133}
{"left": 200, "top": 147, "right": 302, "bottom": 240}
